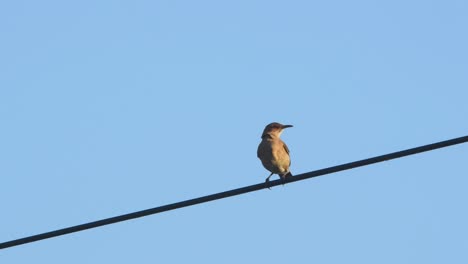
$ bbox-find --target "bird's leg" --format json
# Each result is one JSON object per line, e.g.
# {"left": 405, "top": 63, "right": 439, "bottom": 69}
{"left": 281, "top": 172, "right": 292, "bottom": 186}
{"left": 281, "top": 175, "right": 286, "bottom": 186}
{"left": 264, "top": 173, "right": 274, "bottom": 190}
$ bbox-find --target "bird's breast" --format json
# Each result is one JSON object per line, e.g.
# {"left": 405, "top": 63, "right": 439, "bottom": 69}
{"left": 257, "top": 139, "right": 290, "bottom": 174}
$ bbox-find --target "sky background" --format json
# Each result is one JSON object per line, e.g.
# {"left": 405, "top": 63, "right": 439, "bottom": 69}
{"left": 1, "top": 0, "right": 468, "bottom": 263}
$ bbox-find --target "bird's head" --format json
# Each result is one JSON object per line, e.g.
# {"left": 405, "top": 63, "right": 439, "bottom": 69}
{"left": 261, "top": 122, "right": 293, "bottom": 138}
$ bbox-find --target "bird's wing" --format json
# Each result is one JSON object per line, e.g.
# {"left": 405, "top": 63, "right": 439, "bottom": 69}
{"left": 282, "top": 142, "right": 291, "bottom": 167}
{"left": 257, "top": 142, "right": 263, "bottom": 159}
{"left": 282, "top": 142, "right": 290, "bottom": 155}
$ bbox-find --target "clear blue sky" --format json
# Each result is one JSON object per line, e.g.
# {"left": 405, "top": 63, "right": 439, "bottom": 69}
{"left": 1, "top": 0, "right": 467, "bottom": 263}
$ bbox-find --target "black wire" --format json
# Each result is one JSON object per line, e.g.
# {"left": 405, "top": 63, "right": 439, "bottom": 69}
{"left": 1, "top": 135, "right": 467, "bottom": 250}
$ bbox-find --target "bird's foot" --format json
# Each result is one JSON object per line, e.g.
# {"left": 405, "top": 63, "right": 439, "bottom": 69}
{"left": 281, "top": 172, "right": 291, "bottom": 186}
{"left": 264, "top": 178, "right": 272, "bottom": 190}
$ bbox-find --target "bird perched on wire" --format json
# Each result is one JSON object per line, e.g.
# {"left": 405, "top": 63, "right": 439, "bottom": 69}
{"left": 257, "top": 122, "right": 293, "bottom": 188}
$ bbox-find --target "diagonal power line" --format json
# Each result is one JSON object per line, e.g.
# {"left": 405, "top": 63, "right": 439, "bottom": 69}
{"left": 1, "top": 135, "right": 467, "bottom": 250}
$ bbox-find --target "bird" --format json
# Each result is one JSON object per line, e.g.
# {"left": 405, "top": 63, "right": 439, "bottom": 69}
{"left": 257, "top": 122, "right": 293, "bottom": 188}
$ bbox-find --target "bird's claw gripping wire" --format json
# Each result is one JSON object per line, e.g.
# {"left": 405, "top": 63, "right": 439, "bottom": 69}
{"left": 264, "top": 173, "right": 274, "bottom": 190}
{"left": 265, "top": 178, "right": 272, "bottom": 190}
{"left": 281, "top": 177, "right": 286, "bottom": 187}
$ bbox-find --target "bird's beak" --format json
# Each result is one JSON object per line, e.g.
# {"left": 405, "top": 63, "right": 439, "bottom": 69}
{"left": 282, "top": 124, "right": 293, "bottom": 129}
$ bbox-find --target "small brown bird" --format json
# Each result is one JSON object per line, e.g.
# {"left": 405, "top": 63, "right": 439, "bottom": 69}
{"left": 257, "top": 122, "right": 293, "bottom": 187}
